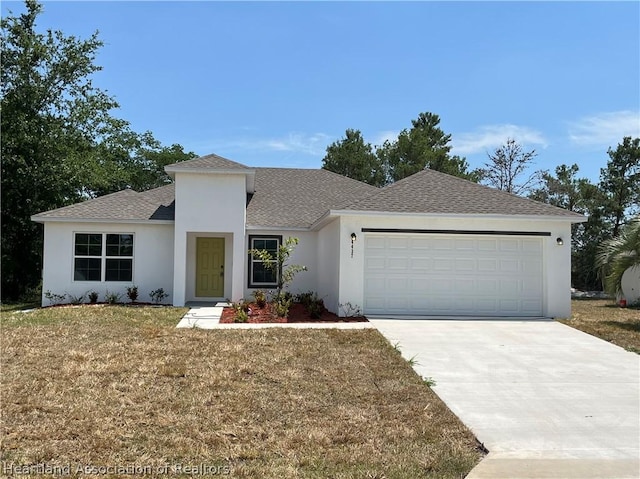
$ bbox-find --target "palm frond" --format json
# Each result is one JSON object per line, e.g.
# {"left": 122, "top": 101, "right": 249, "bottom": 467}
{"left": 597, "top": 216, "right": 640, "bottom": 295}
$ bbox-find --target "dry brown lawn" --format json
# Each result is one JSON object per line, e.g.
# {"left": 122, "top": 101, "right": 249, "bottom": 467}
{"left": 1, "top": 305, "right": 482, "bottom": 478}
{"left": 560, "top": 299, "right": 640, "bottom": 353}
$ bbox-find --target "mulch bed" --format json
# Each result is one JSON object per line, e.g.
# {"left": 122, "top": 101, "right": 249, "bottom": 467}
{"left": 219, "top": 302, "right": 368, "bottom": 323}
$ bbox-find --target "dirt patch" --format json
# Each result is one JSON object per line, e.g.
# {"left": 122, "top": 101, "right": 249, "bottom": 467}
{"left": 220, "top": 302, "right": 367, "bottom": 323}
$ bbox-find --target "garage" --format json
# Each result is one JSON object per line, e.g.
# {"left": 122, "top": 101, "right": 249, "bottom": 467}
{"left": 363, "top": 233, "right": 545, "bottom": 317}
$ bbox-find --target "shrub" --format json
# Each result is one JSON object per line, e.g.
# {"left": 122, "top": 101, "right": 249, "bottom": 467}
{"left": 307, "top": 294, "right": 325, "bottom": 319}
{"left": 105, "top": 290, "right": 122, "bottom": 305}
{"left": 248, "top": 237, "right": 307, "bottom": 298}
{"left": 67, "top": 292, "right": 86, "bottom": 305}
{"left": 234, "top": 309, "right": 249, "bottom": 323}
{"left": 296, "top": 291, "right": 315, "bottom": 308}
{"left": 339, "top": 302, "right": 363, "bottom": 318}
{"left": 231, "top": 300, "right": 251, "bottom": 322}
{"left": 273, "top": 295, "right": 292, "bottom": 318}
{"left": 150, "top": 288, "right": 169, "bottom": 304}
{"left": 126, "top": 285, "right": 138, "bottom": 302}
{"left": 253, "top": 290, "right": 267, "bottom": 308}
{"left": 88, "top": 291, "right": 99, "bottom": 304}
{"left": 44, "top": 290, "right": 66, "bottom": 305}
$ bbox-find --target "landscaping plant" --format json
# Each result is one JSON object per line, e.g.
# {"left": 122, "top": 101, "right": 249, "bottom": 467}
{"left": 248, "top": 237, "right": 307, "bottom": 299}
{"left": 126, "top": 285, "right": 139, "bottom": 302}
{"left": 104, "top": 290, "right": 122, "bottom": 305}
{"left": 43, "top": 290, "right": 66, "bottom": 305}
{"left": 149, "top": 288, "right": 169, "bottom": 304}
{"left": 252, "top": 290, "right": 267, "bottom": 308}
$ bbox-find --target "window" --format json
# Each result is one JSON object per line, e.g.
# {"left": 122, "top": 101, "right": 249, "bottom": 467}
{"left": 248, "top": 235, "right": 281, "bottom": 288}
{"left": 74, "top": 233, "right": 133, "bottom": 282}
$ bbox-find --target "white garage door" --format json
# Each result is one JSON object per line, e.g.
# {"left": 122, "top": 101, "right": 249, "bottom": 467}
{"left": 364, "top": 234, "right": 544, "bottom": 317}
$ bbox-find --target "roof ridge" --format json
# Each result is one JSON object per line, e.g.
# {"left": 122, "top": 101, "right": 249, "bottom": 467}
{"left": 166, "top": 153, "right": 250, "bottom": 170}
{"left": 343, "top": 168, "right": 583, "bottom": 218}
{"left": 418, "top": 168, "right": 580, "bottom": 214}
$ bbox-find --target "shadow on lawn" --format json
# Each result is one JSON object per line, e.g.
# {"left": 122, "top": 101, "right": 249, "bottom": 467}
{"left": 603, "top": 320, "right": 640, "bottom": 333}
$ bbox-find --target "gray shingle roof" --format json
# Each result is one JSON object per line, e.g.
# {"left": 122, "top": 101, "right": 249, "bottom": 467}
{"left": 344, "top": 169, "right": 584, "bottom": 218}
{"left": 247, "top": 168, "right": 379, "bottom": 228}
{"left": 32, "top": 185, "right": 175, "bottom": 222}
{"left": 165, "top": 153, "right": 250, "bottom": 170}
{"left": 32, "top": 166, "right": 583, "bottom": 225}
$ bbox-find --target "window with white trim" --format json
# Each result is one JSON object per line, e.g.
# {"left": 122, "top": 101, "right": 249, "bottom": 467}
{"left": 74, "top": 233, "right": 133, "bottom": 282}
{"left": 248, "top": 235, "right": 281, "bottom": 288}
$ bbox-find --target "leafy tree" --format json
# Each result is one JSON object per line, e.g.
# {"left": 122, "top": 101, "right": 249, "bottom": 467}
{"left": 248, "top": 237, "right": 307, "bottom": 300}
{"left": 1, "top": 1, "right": 193, "bottom": 300}
{"left": 377, "top": 112, "right": 479, "bottom": 183}
{"left": 600, "top": 137, "right": 640, "bottom": 237}
{"left": 321, "top": 129, "right": 385, "bottom": 186}
{"left": 480, "top": 138, "right": 543, "bottom": 195}
{"left": 596, "top": 216, "right": 640, "bottom": 297}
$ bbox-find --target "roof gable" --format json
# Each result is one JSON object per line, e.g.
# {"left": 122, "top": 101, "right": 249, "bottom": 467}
{"left": 344, "top": 169, "right": 584, "bottom": 218}
{"left": 165, "top": 153, "right": 251, "bottom": 171}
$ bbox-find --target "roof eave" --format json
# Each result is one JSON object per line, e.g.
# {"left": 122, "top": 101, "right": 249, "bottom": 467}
{"left": 325, "top": 209, "right": 587, "bottom": 223}
{"left": 31, "top": 216, "right": 175, "bottom": 225}
{"left": 246, "top": 224, "right": 311, "bottom": 232}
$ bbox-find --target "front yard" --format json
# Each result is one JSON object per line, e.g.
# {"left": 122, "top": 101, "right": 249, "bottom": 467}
{"left": 561, "top": 299, "right": 640, "bottom": 353}
{"left": 1, "top": 305, "right": 482, "bottom": 478}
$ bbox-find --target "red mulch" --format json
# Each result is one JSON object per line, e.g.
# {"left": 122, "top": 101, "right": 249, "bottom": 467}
{"left": 219, "top": 302, "right": 368, "bottom": 323}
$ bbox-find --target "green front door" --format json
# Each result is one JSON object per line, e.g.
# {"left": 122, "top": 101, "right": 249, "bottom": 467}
{"left": 196, "top": 237, "right": 225, "bottom": 297}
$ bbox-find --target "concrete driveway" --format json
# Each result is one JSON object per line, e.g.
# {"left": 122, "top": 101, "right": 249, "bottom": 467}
{"left": 370, "top": 319, "right": 640, "bottom": 479}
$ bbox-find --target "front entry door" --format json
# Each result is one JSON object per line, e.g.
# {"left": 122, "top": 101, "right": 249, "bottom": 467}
{"left": 196, "top": 237, "right": 225, "bottom": 297}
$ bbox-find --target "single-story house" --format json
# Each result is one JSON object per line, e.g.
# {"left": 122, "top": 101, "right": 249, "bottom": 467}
{"left": 32, "top": 153, "right": 586, "bottom": 317}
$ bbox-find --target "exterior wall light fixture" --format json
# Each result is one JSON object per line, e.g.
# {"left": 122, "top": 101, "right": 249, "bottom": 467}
{"left": 556, "top": 237, "right": 564, "bottom": 246}
{"left": 350, "top": 233, "right": 357, "bottom": 257}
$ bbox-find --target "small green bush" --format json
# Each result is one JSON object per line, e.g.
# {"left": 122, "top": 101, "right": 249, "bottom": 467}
{"left": 67, "top": 292, "right": 86, "bottom": 305}
{"left": 126, "top": 285, "right": 138, "bottom": 302}
{"left": 44, "top": 290, "right": 66, "bottom": 305}
{"left": 150, "top": 288, "right": 169, "bottom": 304}
{"left": 88, "top": 291, "right": 99, "bottom": 304}
{"left": 252, "top": 290, "right": 267, "bottom": 308}
{"left": 105, "top": 290, "right": 122, "bottom": 305}
{"left": 273, "top": 296, "right": 292, "bottom": 318}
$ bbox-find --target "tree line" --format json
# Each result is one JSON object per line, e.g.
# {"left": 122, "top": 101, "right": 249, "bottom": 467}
{"left": 1, "top": 1, "right": 196, "bottom": 300}
{"left": 321, "top": 118, "right": 639, "bottom": 290}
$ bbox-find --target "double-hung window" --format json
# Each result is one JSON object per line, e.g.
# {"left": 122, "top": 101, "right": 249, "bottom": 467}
{"left": 248, "top": 235, "right": 281, "bottom": 288}
{"left": 74, "top": 233, "right": 134, "bottom": 282}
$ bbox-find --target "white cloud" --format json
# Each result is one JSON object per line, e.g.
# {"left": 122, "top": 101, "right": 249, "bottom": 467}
{"left": 568, "top": 110, "right": 640, "bottom": 147}
{"left": 189, "top": 132, "right": 332, "bottom": 157}
{"left": 371, "top": 130, "right": 399, "bottom": 147}
{"left": 452, "top": 124, "right": 548, "bottom": 155}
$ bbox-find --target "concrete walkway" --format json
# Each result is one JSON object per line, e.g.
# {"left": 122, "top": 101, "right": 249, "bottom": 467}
{"left": 176, "top": 303, "right": 374, "bottom": 330}
{"left": 370, "top": 318, "right": 640, "bottom": 479}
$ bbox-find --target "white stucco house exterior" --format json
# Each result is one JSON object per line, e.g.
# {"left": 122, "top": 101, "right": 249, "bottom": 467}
{"left": 32, "top": 154, "right": 586, "bottom": 317}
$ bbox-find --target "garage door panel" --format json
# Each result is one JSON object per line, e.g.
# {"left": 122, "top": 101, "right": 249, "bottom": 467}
{"left": 523, "top": 239, "right": 543, "bottom": 252}
{"left": 434, "top": 258, "right": 453, "bottom": 271}
{"left": 499, "top": 259, "right": 519, "bottom": 273}
{"left": 455, "top": 238, "right": 476, "bottom": 250}
{"left": 365, "top": 257, "right": 386, "bottom": 270}
{"left": 455, "top": 258, "right": 476, "bottom": 271}
{"left": 478, "top": 258, "right": 498, "bottom": 272}
{"left": 364, "top": 234, "right": 544, "bottom": 317}
{"left": 499, "top": 239, "right": 520, "bottom": 251}
{"left": 387, "top": 257, "right": 409, "bottom": 269}
{"left": 478, "top": 239, "right": 498, "bottom": 251}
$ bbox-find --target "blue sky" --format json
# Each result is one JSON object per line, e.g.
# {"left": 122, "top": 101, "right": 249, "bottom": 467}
{"left": 3, "top": 1, "right": 639, "bottom": 183}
